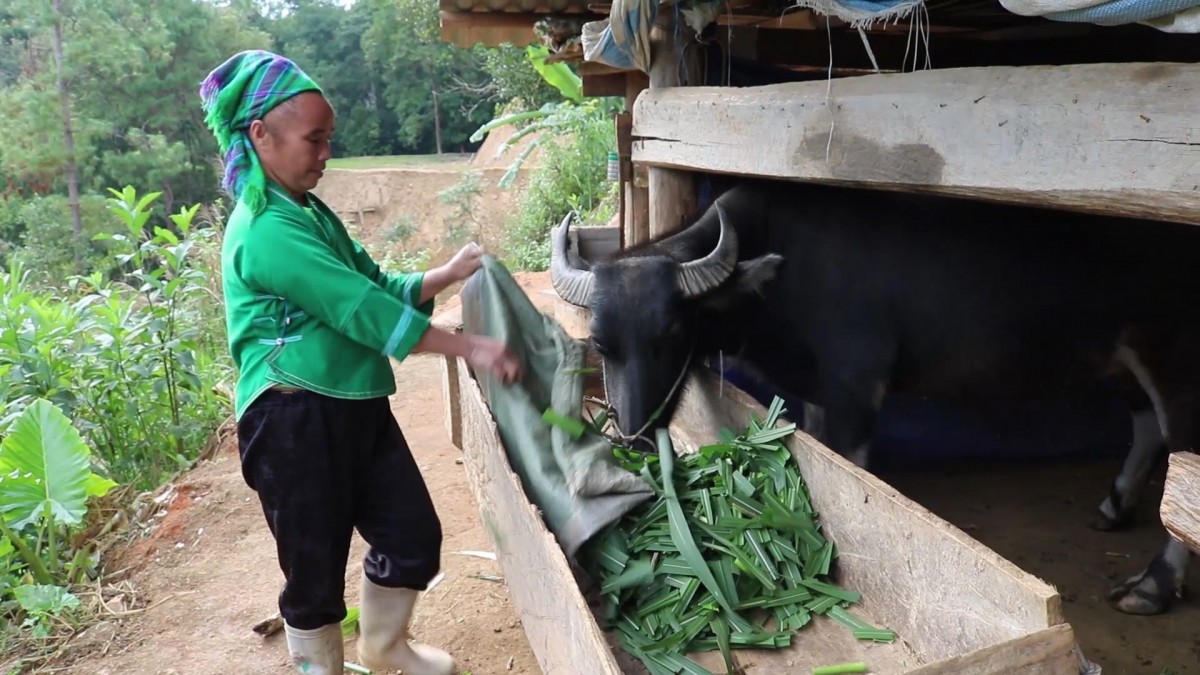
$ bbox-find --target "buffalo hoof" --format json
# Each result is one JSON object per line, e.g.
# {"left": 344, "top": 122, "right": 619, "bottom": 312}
{"left": 1107, "top": 564, "right": 1178, "bottom": 616}
{"left": 1089, "top": 509, "right": 1135, "bottom": 533}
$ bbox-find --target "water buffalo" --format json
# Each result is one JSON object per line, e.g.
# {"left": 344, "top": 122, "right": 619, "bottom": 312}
{"left": 549, "top": 177, "right": 1199, "bottom": 617}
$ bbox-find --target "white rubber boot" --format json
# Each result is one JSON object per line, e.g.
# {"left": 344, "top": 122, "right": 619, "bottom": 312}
{"left": 356, "top": 575, "right": 455, "bottom": 675}
{"left": 284, "top": 621, "right": 344, "bottom": 674}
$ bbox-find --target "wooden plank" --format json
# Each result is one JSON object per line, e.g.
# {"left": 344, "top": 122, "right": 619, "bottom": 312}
{"left": 668, "top": 370, "right": 1065, "bottom": 664}
{"left": 439, "top": 10, "right": 603, "bottom": 47}
{"left": 624, "top": 73, "right": 650, "bottom": 246}
{"left": 646, "top": 23, "right": 699, "bottom": 238}
{"left": 715, "top": 10, "right": 823, "bottom": 28}
{"left": 616, "top": 111, "right": 633, "bottom": 248}
{"left": 911, "top": 624, "right": 1077, "bottom": 675}
{"left": 632, "top": 63, "right": 1200, "bottom": 226}
{"left": 546, "top": 292, "right": 590, "bottom": 339}
{"left": 433, "top": 306, "right": 465, "bottom": 450}
{"left": 453, "top": 356, "right": 624, "bottom": 675}
{"left": 1161, "top": 451, "right": 1200, "bottom": 554}
{"left": 439, "top": 11, "right": 538, "bottom": 48}
{"left": 582, "top": 73, "right": 628, "bottom": 97}
{"left": 439, "top": 353, "right": 463, "bottom": 450}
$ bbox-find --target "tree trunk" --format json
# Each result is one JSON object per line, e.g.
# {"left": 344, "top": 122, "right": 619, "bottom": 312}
{"left": 51, "top": 0, "right": 84, "bottom": 273}
{"left": 432, "top": 88, "right": 443, "bottom": 155}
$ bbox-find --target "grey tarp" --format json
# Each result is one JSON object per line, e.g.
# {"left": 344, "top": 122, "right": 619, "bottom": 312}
{"left": 459, "top": 256, "right": 654, "bottom": 558}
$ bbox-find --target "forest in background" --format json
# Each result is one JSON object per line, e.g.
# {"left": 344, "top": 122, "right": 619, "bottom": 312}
{"left": 0, "top": 0, "right": 563, "bottom": 279}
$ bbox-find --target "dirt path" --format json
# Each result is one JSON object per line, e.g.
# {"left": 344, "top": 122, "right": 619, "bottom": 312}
{"left": 74, "top": 350, "right": 540, "bottom": 675}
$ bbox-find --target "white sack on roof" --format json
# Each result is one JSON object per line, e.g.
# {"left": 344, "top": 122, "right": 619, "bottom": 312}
{"left": 1000, "top": 0, "right": 1200, "bottom": 32}
{"left": 581, "top": 0, "right": 657, "bottom": 72}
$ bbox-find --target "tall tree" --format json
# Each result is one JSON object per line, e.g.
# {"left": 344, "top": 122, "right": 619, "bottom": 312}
{"left": 362, "top": 0, "right": 493, "bottom": 154}
{"left": 49, "top": 0, "right": 82, "bottom": 269}
{"left": 269, "top": 0, "right": 398, "bottom": 158}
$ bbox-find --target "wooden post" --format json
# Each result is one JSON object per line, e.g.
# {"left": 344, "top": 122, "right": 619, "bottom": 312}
{"left": 616, "top": 112, "right": 628, "bottom": 249}
{"left": 623, "top": 71, "right": 650, "bottom": 248}
{"left": 1161, "top": 451, "right": 1200, "bottom": 554}
{"left": 646, "top": 23, "right": 699, "bottom": 240}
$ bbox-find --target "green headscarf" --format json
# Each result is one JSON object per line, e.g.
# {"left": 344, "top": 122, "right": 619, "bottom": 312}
{"left": 199, "top": 50, "right": 323, "bottom": 215}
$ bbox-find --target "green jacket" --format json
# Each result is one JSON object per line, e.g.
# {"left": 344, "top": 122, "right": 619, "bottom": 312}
{"left": 221, "top": 181, "right": 433, "bottom": 420}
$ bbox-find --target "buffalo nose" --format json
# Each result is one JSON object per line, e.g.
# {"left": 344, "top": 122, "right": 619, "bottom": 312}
{"left": 615, "top": 392, "right": 646, "bottom": 440}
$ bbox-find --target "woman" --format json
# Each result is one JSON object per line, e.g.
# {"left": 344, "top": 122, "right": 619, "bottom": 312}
{"left": 200, "top": 50, "right": 521, "bottom": 675}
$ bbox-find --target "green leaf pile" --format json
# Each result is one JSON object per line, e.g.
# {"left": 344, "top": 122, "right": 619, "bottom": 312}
{"left": 577, "top": 398, "right": 895, "bottom": 674}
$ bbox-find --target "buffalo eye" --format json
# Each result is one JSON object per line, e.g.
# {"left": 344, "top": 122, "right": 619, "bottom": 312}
{"left": 591, "top": 336, "right": 612, "bottom": 357}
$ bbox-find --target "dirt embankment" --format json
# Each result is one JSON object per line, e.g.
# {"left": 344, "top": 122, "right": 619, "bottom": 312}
{"left": 312, "top": 125, "right": 544, "bottom": 267}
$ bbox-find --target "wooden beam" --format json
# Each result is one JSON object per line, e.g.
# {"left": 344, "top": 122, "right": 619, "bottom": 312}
{"left": 632, "top": 62, "right": 1200, "bottom": 226}
{"left": 438, "top": 10, "right": 603, "bottom": 47}
{"left": 1161, "top": 452, "right": 1200, "bottom": 554}
{"left": 625, "top": 71, "right": 650, "bottom": 247}
{"left": 646, "top": 23, "right": 700, "bottom": 239}
{"left": 581, "top": 72, "right": 627, "bottom": 97}
{"left": 439, "top": 11, "right": 538, "bottom": 48}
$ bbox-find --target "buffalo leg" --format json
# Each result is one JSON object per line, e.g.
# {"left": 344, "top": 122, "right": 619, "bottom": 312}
{"left": 1109, "top": 535, "right": 1191, "bottom": 615}
{"left": 1092, "top": 407, "right": 1168, "bottom": 532}
{"left": 821, "top": 403, "right": 877, "bottom": 468}
{"left": 805, "top": 330, "right": 893, "bottom": 469}
{"left": 815, "top": 388, "right": 885, "bottom": 470}
{"left": 1107, "top": 341, "right": 1197, "bottom": 615}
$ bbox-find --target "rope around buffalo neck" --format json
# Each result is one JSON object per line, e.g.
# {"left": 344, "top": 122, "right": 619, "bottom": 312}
{"left": 596, "top": 343, "right": 696, "bottom": 453}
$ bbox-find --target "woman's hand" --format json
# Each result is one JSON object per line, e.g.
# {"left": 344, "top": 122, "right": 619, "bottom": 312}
{"left": 465, "top": 335, "right": 523, "bottom": 385}
{"left": 414, "top": 328, "right": 523, "bottom": 385}
{"left": 417, "top": 242, "right": 485, "bottom": 303}
{"left": 446, "top": 242, "right": 484, "bottom": 282}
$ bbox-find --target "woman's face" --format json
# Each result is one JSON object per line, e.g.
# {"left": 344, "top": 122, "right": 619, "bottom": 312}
{"left": 249, "top": 91, "right": 334, "bottom": 197}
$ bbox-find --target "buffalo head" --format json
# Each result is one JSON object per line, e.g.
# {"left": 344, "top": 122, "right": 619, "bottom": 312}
{"left": 550, "top": 203, "right": 782, "bottom": 445}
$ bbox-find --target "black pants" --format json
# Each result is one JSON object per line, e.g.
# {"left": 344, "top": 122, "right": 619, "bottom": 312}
{"left": 237, "top": 389, "right": 442, "bottom": 630}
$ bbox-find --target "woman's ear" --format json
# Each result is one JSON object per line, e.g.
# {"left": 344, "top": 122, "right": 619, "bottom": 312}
{"left": 248, "top": 119, "right": 269, "bottom": 146}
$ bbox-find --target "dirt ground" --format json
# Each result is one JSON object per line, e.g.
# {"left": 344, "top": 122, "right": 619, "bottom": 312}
{"left": 39, "top": 147, "right": 1200, "bottom": 675}
{"left": 884, "top": 460, "right": 1200, "bottom": 674}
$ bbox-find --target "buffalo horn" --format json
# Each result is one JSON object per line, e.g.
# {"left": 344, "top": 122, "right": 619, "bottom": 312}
{"left": 676, "top": 203, "right": 738, "bottom": 298}
{"left": 549, "top": 212, "right": 595, "bottom": 306}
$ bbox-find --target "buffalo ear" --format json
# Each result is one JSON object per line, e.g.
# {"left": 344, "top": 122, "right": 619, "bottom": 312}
{"left": 696, "top": 253, "right": 783, "bottom": 312}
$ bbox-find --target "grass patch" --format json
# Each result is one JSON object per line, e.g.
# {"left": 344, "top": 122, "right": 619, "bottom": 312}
{"left": 327, "top": 154, "right": 472, "bottom": 170}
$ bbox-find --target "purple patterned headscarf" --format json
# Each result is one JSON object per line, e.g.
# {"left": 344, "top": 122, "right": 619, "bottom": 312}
{"left": 199, "top": 50, "right": 322, "bottom": 214}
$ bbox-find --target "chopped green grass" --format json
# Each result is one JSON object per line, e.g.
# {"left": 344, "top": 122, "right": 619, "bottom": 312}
{"left": 577, "top": 397, "right": 896, "bottom": 674}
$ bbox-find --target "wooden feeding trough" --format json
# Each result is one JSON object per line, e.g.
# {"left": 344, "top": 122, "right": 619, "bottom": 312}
{"left": 436, "top": 305, "right": 1081, "bottom": 674}
{"left": 1161, "top": 452, "right": 1200, "bottom": 556}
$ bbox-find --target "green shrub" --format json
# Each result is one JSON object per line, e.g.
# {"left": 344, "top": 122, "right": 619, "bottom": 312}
{"left": 0, "top": 186, "right": 231, "bottom": 656}
{"left": 0, "top": 187, "right": 231, "bottom": 489}
{"left": 439, "top": 171, "right": 485, "bottom": 248}
{"left": 476, "top": 99, "right": 621, "bottom": 271}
